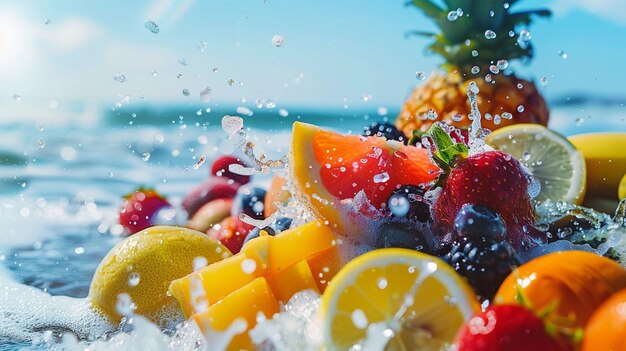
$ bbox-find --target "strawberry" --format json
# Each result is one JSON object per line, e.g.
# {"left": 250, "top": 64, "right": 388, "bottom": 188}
{"left": 455, "top": 305, "right": 572, "bottom": 351}
{"left": 423, "top": 124, "right": 546, "bottom": 250}
{"left": 118, "top": 187, "right": 171, "bottom": 235}
{"left": 211, "top": 156, "right": 251, "bottom": 185}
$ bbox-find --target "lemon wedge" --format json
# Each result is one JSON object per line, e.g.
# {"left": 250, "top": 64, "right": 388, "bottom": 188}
{"left": 320, "top": 249, "right": 479, "bottom": 351}
{"left": 486, "top": 124, "right": 586, "bottom": 204}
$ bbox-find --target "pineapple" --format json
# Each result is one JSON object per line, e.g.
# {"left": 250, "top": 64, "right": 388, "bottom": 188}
{"left": 395, "top": 0, "right": 551, "bottom": 136}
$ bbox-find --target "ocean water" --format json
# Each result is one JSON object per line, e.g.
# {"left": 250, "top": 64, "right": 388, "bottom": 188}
{"left": 0, "top": 103, "right": 624, "bottom": 350}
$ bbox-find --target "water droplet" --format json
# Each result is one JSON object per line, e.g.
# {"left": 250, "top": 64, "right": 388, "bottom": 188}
{"left": 558, "top": 50, "right": 568, "bottom": 59}
{"left": 278, "top": 108, "right": 289, "bottom": 117}
{"left": 389, "top": 195, "right": 409, "bottom": 217}
{"left": 503, "top": 3, "right": 510, "bottom": 9}
{"left": 485, "top": 74, "right": 493, "bottom": 83}
{"left": 427, "top": 108, "right": 438, "bottom": 120}
{"left": 193, "top": 155, "right": 206, "bottom": 170}
{"left": 373, "top": 172, "right": 390, "bottom": 183}
{"left": 113, "top": 73, "right": 127, "bottom": 83}
{"left": 128, "top": 272, "right": 140, "bottom": 287}
{"left": 74, "top": 247, "right": 85, "bottom": 255}
{"left": 236, "top": 106, "right": 254, "bottom": 116}
{"left": 471, "top": 50, "right": 479, "bottom": 57}
{"left": 522, "top": 151, "right": 531, "bottom": 161}
{"left": 13, "top": 94, "right": 21, "bottom": 101}
{"left": 200, "top": 86, "right": 212, "bottom": 103}
{"left": 415, "top": 71, "right": 426, "bottom": 80}
{"left": 502, "top": 112, "right": 513, "bottom": 120}
{"left": 575, "top": 117, "right": 584, "bottom": 126}
{"left": 496, "top": 59, "right": 509, "bottom": 70}
{"left": 493, "top": 114, "right": 501, "bottom": 125}
{"left": 351, "top": 309, "right": 368, "bottom": 329}
{"left": 377, "top": 106, "right": 388, "bottom": 116}
{"left": 447, "top": 11, "right": 459, "bottom": 21}
{"left": 151, "top": 70, "right": 157, "bottom": 77}
{"left": 222, "top": 115, "right": 244, "bottom": 134}
{"left": 265, "top": 99, "right": 276, "bottom": 109}
{"left": 182, "top": 89, "right": 190, "bottom": 97}
{"left": 489, "top": 65, "right": 500, "bottom": 74}
{"left": 271, "top": 35, "right": 285, "bottom": 47}
{"left": 144, "top": 20, "right": 159, "bottom": 34}
{"left": 362, "top": 93, "right": 372, "bottom": 102}
{"left": 489, "top": 10, "right": 495, "bottom": 17}
{"left": 518, "top": 29, "right": 531, "bottom": 47}
{"left": 517, "top": 83, "right": 524, "bottom": 89}
{"left": 517, "top": 105, "right": 525, "bottom": 112}
{"left": 451, "top": 113, "right": 464, "bottom": 122}
{"left": 484, "top": 30, "right": 496, "bottom": 39}
{"left": 471, "top": 66, "right": 480, "bottom": 74}
{"left": 142, "top": 152, "right": 151, "bottom": 161}
{"left": 198, "top": 41, "right": 208, "bottom": 52}
{"left": 456, "top": 8, "right": 463, "bottom": 16}
{"left": 540, "top": 76, "right": 549, "bottom": 87}
{"left": 178, "top": 58, "right": 189, "bottom": 67}
{"left": 44, "top": 19, "right": 51, "bottom": 25}
{"left": 60, "top": 146, "right": 76, "bottom": 161}
{"left": 177, "top": 73, "right": 183, "bottom": 79}
{"left": 241, "top": 258, "right": 257, "bottom": 274}
{"left": 37, "top": 138, "right": 45, "bottom": 148}
{"left": 228, "top": 79, "right": 235, "bottom": 86}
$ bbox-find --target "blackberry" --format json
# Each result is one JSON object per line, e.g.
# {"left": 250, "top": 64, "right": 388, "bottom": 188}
{"left": 362, "top": 122, "right": 406, "bottom": 143}
{"left": 387, "top": 185, "right": 430, "bottom": 222}
{"left": 443, "top": 236, "right": 519, "bottom": 301}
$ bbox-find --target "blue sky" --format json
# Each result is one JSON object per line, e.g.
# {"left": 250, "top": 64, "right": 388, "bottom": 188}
{"left": 0, "top": 0, "right": 624, "bottom": 116}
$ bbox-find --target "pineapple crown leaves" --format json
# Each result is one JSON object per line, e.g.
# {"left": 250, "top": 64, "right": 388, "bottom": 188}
{"left": 406, "top": 0, "right": 551, "bottom": 72}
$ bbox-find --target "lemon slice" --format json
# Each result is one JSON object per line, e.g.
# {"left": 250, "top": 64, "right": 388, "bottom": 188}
{"left": 486, "top": 124, "right": 586, "bottom": 204}
{"left": 321, "top": 249, "right": 479, "bottom": 351}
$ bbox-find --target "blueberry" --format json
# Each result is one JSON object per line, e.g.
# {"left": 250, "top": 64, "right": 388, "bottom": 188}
{"left": 387, "top": 185, "right": 430, "bottom": 222}
{"left": 376, "top": 222, "right": 431, "bottom": 253}
{"left": 232, "top": 186, "right": 267, "bottom": 220}
{"left": 242, "top": 217, "right": 293, "bottom": 245}
{"left": 362, "top": 122, "right": 406, "bottom": 143}
{"left": 454, "top": 204, "right": 506, "bottom": 240}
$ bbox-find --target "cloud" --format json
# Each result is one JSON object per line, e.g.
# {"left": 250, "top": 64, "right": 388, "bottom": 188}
{"left": 552, "top": 0, "right": 626, "bottom": 24}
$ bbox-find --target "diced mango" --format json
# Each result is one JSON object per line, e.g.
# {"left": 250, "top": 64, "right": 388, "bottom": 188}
{"left": 268, "top": 220, "right": 337, "bottom": 274}
{"left": 307, "top": 245, "right": 341, "bottom": 293}
{"left": 267, "top": 259, "right": 319, "bottom": 303}
{"left": 192, "top": 277, "right": 279, "bottom": 351}
{"left": 170, "top": 235, "right": 271, "bottom": 318}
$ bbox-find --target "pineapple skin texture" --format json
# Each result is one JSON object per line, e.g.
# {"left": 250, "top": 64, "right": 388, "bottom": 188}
{"left": 395, "top": 70, "right": 549, "bottom": 136}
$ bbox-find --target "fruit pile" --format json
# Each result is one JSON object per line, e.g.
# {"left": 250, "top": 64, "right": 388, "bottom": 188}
{"left": 85, "top": 0, "right": 626, "bottom": 349}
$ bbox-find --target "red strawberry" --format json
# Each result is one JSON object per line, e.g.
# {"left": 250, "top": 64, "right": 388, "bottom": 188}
{"left": 119, "top": 187, "right": 171, "bottom": 235}
{"left": 425, "top": 124, "right": 546, "bottom": 250}
{"left": 206, "top": 216, "right": 254, "bottom": 254}
{"left": 211, "top": 156, "right": 251, "bottom": 185}
{"left": 181, "top": 177, "right": 240, "bottom": 217}
{"left": 456, "top": 305, "right": 571, "bottom": 351}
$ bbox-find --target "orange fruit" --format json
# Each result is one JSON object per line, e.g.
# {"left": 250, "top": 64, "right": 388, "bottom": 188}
{"left": 581, "top": 288, "right": 626, "bottom": 351}
{"left": 289, "top": 122, "right": 439, "bottom": 231}
{"left": 264, "top": 173, "right": 291, "bottom": 217}
{"left": 495, "top": 250, "right": 626, "bottom": 329}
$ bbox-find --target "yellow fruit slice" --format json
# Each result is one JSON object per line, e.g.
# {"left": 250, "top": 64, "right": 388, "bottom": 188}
{"left": 88, "top": 226, "right": 231, "bottom": 326}
{"left": 321, "top": 249, "right": 479, "bottom": 351}
{"left": 568, "top": 132, "right": 626, "bottom": 200}
{"left": 617, "top": 172, "right": 626, "bottom": 200}
{"left": 486, "top": 124, "right": 586, "bottom": 204}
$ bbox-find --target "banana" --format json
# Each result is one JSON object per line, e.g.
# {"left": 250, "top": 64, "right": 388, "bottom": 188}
{"left": 568, "top": 132, "right": 626, "bottom": 201}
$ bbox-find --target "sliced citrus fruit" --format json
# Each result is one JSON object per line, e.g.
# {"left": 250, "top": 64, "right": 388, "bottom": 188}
{"left": 321, "top": 248, "right": 480, "bottom": 351}
{"left": 289, "top": 122, "right": 439, "bottom": 230}
{"left": 486, "top": 124, "right": 586, "bottom": 204}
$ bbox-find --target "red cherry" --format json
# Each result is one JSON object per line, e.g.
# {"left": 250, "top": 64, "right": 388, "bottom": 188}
{"left": 211, "top": 156, "right": 251, "bottom": 185}
{"left": 118, "top": 188, "right": 170, "bottom": 235}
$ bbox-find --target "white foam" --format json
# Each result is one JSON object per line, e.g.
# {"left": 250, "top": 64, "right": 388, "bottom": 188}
{"left": 0, "top": 266, "right": 113, "bottom": 343}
